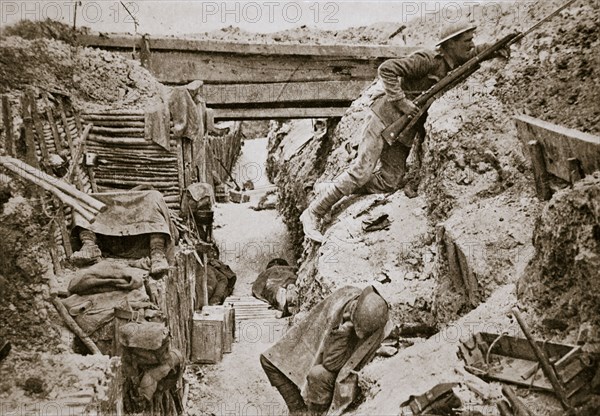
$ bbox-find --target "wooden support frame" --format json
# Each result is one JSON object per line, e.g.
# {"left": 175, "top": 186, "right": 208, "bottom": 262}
{"left": 203, "top": 80, "right": 370, "bottom": 105}
{"left": 515, "top": 115, "right": 600, "bottom": 199}
{"left": 79, "top": 34, "right": 418, "bottom": 85}
{"left": 213, "top": 106, "right": 347, "bottom": 120}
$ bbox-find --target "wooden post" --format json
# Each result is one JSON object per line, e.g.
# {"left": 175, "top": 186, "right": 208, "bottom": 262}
{"left": 51, "top": 297, "right": 102, "bottom": 355}
{"left": 176, "top": 138, "right": 186, "bottom": 192}
{"left": 202, "top": 253, "right": 209, "bottom": 307}
{"left": 2, "top": 95, "right": 15, "bottom": 156}
{"left": 512, "top": 308, "right": 571, "bottom": 410}
{"left": 87, "top": 164, "right": 99, "bottom": 193}
{"left": 140, "top": 34, "right": 151, "bottom": 68}
{"left": 527, "top": 140, "right": 552, "bottom": 201}
{"left": 28, "top": 90, "right": 50, "bottom": 165}
{"left": 73, "top": 109, "right": 84, "bottom": 135}
{"left": 57, "top": 100, "right": 85, "bottom": 191}
{"left": 515, "top": 115, "right": 600, "bottom": 183}
{"left": 183, "top": 139, "right": 195, "bottom": 187}
{"left": 567, "top": 157, "right": 583, "bottom": 185}
{"left": 43, "top": 93, "right": 63, "bottom": 153}
{"left": 56, "top": 199, "right": 73, "bottom": 258}
{"left": 19, "top": 93, "right": 40, "bottom": 168}
{"left": 57, "top": 99, "right": 75, "bottom": 155}
{"left": 67, "top": 123, "right": 93, "bottom": 185}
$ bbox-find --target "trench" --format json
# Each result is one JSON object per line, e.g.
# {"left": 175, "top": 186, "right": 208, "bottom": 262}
{"left": 185, "top": 134, "right": 295, "bottom": 415}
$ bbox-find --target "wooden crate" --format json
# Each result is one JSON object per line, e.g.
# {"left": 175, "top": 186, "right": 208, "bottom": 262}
{"left": 191, "top": 312, "right": 223, "bottom": 364}
{"left": 202, "top": 305, "right": 235, "bottom": 353}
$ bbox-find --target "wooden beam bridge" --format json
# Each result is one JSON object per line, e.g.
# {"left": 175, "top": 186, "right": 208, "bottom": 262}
{"left": 79, "top": 34, "right": 418, "bottom": 120}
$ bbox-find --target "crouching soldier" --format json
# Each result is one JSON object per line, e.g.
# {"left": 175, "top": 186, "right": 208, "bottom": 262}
{"left": 260, "top": 285, "right": 390, "bottom": 415}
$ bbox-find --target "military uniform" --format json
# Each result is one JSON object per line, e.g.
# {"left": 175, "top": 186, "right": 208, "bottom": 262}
{"left": 337, "top": 46, "right": 486, "bottom": 196}
{"left": 260, "top": 286, "right": 389, "bottom": 416}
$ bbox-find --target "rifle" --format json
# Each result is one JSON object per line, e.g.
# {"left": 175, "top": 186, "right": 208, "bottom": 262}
{"left": 381, "top": 0, "right": 578, "bottom": 145}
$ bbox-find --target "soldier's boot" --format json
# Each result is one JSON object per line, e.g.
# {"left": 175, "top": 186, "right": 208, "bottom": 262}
{"left": 150, "top": 234, "right": 170, "bottom": 277}
{"left": 70, "top": 229, "right": 102, "bottom": 266}
{"left": 300, "top": 184, "right": 344, "bottom": 243}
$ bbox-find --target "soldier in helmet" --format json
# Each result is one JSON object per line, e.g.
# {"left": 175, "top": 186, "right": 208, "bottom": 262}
{"left": 260, "top": 285, "right": 389, "bottom": 415}
{"left": 301, "top": 23, "right": 510, "bottom": 243}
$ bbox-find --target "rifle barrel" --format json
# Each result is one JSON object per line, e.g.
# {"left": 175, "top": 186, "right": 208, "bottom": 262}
{"left": 514, "top": 0, "right": 579, "bottom": 43}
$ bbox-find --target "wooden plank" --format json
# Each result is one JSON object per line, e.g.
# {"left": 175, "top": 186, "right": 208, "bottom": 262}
{"left": 91, "top": 126, "right": 145, "bottom": 136}
{"left": 79, "top": 34, "right": 418, "bottom": 58}
{"left": 94, "top": 178, "right": 179, "bottom": 187}
{"left": 83, "top": 114, "right": 145, "bottom": 122}
{"left": 203, "top": 80, "right": 370, "bottom": 105}
{"left": 515, "top": 115, "right": 600, "bottom": 182}
{"left": 147, "top": 52, "right": 386, "bottom": 84}
{"left": 56, "top": 200, "right": 73, "bottom": 258}
{"left": 1, "top": 95, "right": 14, "bottom": 156}
{"left": 85, "top": 120, "right": 145, "bottom": 128}
{"left": 213, "top": 107, "right": 347, "bottom": 120}
{"left": 89, "top": 135, "right": 148, "bottom": 145}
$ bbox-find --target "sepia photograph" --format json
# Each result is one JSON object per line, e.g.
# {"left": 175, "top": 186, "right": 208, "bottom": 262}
{"left": 0, "top": 0, "right": 599, "bottom": 415}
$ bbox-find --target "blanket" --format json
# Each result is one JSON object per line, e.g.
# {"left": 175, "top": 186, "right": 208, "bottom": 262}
{"left": 262, "top": 286, "right": 389, "bottom": 415}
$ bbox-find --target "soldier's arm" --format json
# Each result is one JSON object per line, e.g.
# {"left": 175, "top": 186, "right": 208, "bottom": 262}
{"left": 470, "top": 42, "right": 510, "bottom": 60}
{"left": 321, "top": 322, "right": 357, "bottom": 373}
{"left": 377, "top": 51, "right": 436, "bottom": 102}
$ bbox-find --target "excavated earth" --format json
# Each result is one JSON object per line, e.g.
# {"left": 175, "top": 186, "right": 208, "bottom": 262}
{"left": 0, "top": 1, "right": 599, "bottom": 414}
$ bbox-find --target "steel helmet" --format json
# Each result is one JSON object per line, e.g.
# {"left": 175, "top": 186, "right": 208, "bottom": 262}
{"left": 352, "top": 286, "right": 389, "bottom": 339}
{"left": 436, "top": 22, "right": 477, "bottom": 46}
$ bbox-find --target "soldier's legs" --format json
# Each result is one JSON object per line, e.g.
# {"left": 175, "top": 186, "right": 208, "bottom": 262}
{"left": 300, "top": 113, "right": 385, "bottom": 242}
{"left": 358, "top": 116, "right": 427, "bottom": 195}
{"left": 70, "top": 228, "right": 102, "bottom": 266}
{"left": 305, "top": 364, "right": 337, "bottom": 411}
{"left": 260, "top": 354, "right": 307, "bottom": 414}
{"left": 357, "top": 141, "right": 411, "bottom": 194}
{"left": 337, "top": 112, "right": 387, "bottom": 195}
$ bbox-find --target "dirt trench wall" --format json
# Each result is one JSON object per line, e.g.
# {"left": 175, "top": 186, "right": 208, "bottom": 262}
{"left": 268, "top": 0, "right": 599, "bottom": 326}
{"left": 518, "top": 172, "right": 600, "bottom": 343}
{"left": 266, "top": 117, "right": 340, "bottom": 260}
{"left": 0, "top": 25, "right": 199, "bottom": 413}
{"left": 269, "top": 66, "right": 538, "bottom": 325}
{"left": 0, "top": 179, "right": 61, "bottom": 352}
